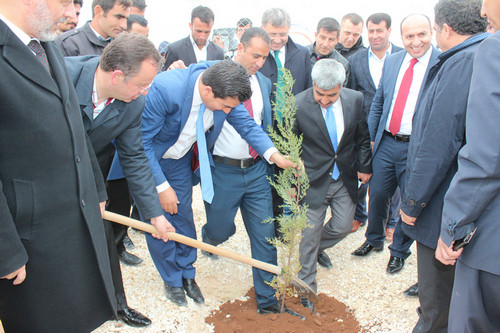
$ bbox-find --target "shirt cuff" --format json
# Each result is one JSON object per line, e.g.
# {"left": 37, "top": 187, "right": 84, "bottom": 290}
{"left": 156, "top": 181, "right": 171, "bottom": 193}
{"left": 263, "top": 147, "right": 278, "bottom": 164}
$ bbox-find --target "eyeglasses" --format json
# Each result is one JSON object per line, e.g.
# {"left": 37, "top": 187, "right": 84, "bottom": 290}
{"left": 268, "top": 33, "right": 288, "bottom": 38}
{"left": 130, "top": 77, "right": 152, "bottom": 93}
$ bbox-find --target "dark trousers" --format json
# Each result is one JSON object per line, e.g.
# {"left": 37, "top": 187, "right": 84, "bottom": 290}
{"left": 413, "top": 242, "right": 455, "bottom": 333}
{"left": 203, "top": 159, "right": 277, "bottom": 308}
{"left": 366, "top": 134, "right": 413, "bottom": 259}
{"left": 146, "top": 152, "right": 196, "bottom": 287}
{"left": 106, "top": 178, "right": 133, "bottom": 254}
{"left": 355, "top": 181, "right": 400, "bottom": 229}
{"left": 448, "top": 260, "right": 500, "bottom": 333}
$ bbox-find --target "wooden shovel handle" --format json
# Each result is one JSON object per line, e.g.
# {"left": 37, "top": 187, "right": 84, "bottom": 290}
{"left": 103, "top": 211, "right": 282, "bottom": 275}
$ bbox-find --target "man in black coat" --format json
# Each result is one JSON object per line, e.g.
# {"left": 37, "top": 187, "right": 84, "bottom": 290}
{"left": 162, "top": 5, "right": 224, "bottom": 71}
{"left": 65, "top": 33, "right": 175, "bottom": 327}
{"left": 0, "top": 1, "right": 115, "bottom": 332}
{"left": 293, "top": 59, "right": 372, "bottom": 313}
{"left": 335, "top": 13, "right": 366, "bottom": 60}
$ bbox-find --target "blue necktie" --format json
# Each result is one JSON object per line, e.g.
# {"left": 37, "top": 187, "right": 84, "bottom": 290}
{"left": 325, "top": 105, "right": 340, "bottom": 180}
{"left": 196, "top": 104, "right": 214, "bottom": 203}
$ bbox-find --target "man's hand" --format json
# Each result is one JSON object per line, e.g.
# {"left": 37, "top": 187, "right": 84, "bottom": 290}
{"left": 371, "top": 141, "right": 375, "bottom": 150}
{"left": 401, "top": 210, "right": 417, "bottom": 226}
{"left": 159, "top": 187, "right": 179, "bottom": 214}
{"left": 150, "top": 215, "right": 175, "bottom": 242}
{"left": 269, "top": 152, "right": 297, "bottom": 169}
{"left": 99, "top": 201, "right": 106, "bottom": 217}
{"left": 1, "top": 265, "right": 26, "bottom": 285}
{"left": 358, "top": 172, "right": 372, "bottom": 184}
{"left": 212, "top": 34, "right": 225, "bottom": 49}
{"left": 435, "top": 237, "right": 463, "bottom": 265}
{"left": 167, "top": 60, "right": 186, "bottom": 70}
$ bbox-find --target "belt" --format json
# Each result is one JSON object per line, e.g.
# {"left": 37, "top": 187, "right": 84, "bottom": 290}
{"left": 212, "top": 155, "right": 261, "bottom": 169}
{"left": 384, "top": 131, "right": 410, "bottom": 143}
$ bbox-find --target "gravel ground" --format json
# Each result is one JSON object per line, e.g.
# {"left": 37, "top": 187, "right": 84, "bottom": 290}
{"left": 94, "top": 185, "right": 419, "bottom": 333}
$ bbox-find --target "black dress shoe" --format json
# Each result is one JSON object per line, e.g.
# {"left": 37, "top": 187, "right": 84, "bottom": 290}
{"left": 300, "top": 296, "right": 315, "bottom": 314}
{"left": 164, "top": 283, "right": 188, "bottom": 306}
{"left": 387, "top": 256, "right": 405, "bottom": 274}
{"left": 257, "top": 302, "right": 306, "bottom": 320}
{"left": 317, "top": 251, "right": 333, "bottom": 268}
{"left": 201, "top": 250, "right": 219, "bottom": 260}
{"left": 123, "top": 235, "right": 135, "bottom": 250}
{"left": 182, "top": 278, "right": 205, "bottom": 304}
{"left": 403, "top": 282, "right": 418, "bottom": 297}
{"left": 117, "top": 306, "right": 152, "bottom": 327}
{"left": 119, "top": 250, "right": 143, "bottom": 265}
{"left": 352, "top": 242, "right": 383, "bottom": 256}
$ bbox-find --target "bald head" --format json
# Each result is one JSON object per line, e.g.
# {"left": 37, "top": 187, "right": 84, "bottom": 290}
{"left": 400, "top": 14, "right": 433, "bottom": 59}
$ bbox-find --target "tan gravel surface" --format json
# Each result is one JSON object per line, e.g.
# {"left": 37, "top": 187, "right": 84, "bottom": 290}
{"left": 94, "top": 185, "right": 419, "bottom": 333}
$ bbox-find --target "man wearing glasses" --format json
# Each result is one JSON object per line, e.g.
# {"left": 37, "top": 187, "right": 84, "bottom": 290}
{"left": 64, "top": 33, "right": 175, "bottom": 328}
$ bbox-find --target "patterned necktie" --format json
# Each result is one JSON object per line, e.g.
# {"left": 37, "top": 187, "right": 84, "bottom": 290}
{"left": 274, "top": 50, "right": 285, "bottom": 121}
{"left": 196, "top": 104, "right": 214, "bottom": 204}
{"left": 325, "top": 105, "right": 340, "bottom": 180}
{"left": 28, "top": 40, "right": 51, "bottom": 74}
{"left": 389, "top": 58, "right": 418, "bottom": 135}
{"left": 243, "top": 98, "right": 259, "bottom": 159}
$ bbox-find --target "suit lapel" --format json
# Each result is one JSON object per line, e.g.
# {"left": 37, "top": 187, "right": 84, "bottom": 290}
{"left": 94, "top": 100, "right": 122, "bottom": 128}
{"left": 74, "top": 58, "right": 99, "bottom": 128}
{"left": 337, "top": 90, "right": 351, "bottom": 149}
{"left": 184, "top": 36, "right": 197, "bottom": 65}
{"left": 360, "top": 49, "right": 376, "bottom": 90}
{"left": 207, "top": 41, "right": 214, "bottom": 60}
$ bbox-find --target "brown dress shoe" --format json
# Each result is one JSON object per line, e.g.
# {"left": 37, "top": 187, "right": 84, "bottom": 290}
{"left": 351, "top": 220, "right": 365, "bottom": 232}
{"left": 385, "top": 228, "right": 395, "bottom": 241}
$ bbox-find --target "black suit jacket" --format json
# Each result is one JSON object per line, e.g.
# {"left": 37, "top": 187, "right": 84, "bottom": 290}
{"left": 293, "top": 88, "right": 372, "bottom": 210}
{"left": 162, "top": 35, "right": 224, "bottom": 71}
{"left": 65, "top": 56, "right": 164, "bottom": 220}
{"left": 347, "top": 43, "right": 403, "bottom": 116}
{"left": 0, "top": 20, "right": 115, "bottom": 332}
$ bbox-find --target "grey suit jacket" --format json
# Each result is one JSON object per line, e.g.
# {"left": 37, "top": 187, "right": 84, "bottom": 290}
{"left": 65, "top": 56, "right": 163, "bottom": 220}
{"left": 368, "top": 47, "right": 441, "bottom": 155}
{"left": 162, "top": 35, "right": 224, "bottom": 71}
{"left": 56, "top": 21, "right": 109, "bottom": 57}
{"left": 347, "top": 43, "right": 403, "bottom": 116}
{"left": 440, "top": 32, "right": 500, "bottom": 276}
{"left": 293, "top": 88, "right": 372, "bottom": 210}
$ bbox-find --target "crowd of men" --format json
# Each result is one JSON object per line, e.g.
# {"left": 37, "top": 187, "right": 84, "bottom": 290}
{"left": 0, "top": 0, "right": 499, "bottom": 332}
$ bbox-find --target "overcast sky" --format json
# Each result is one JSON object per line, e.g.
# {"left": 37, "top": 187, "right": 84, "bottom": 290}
{"left": 78, "top": 0, "right": 439, "bottom": 48}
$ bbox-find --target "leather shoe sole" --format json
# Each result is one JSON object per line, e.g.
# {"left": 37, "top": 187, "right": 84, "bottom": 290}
{"left": 117, "top": 306, "right": 151, "bottom": 327}
{"left": 164, "top": 283, "right": 188, "bottom": 306}
{"left": 387, "top": 256, "right": 405, "bottom": 274}
{"left": 317, "top": 251, "right": 333, "bottom": 268}
{"left": 119, "top": 251, "right": 143, "bottom": 266}
{"left": 183, "top": 278, "right": 205, "bottom": 304}
{"left": 352, "top": 242, "right": 383, "bottom": 256}
{"left": 403, "top": 282, "right": 418, "bottom": 297}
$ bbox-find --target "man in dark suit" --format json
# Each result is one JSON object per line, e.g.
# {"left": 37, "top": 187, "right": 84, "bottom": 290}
{"left": 400, "top": 1, "right": 489, "bottom": 331}
{"left": 293, "top": 59, "right": 372, "bottom": 313}
{"left": 0, "top": 1, "right": 116, "bottom": 332}
{"left": 65, "top": 33, "right": 175, "bottom": 327}
{"left": 352, "top": 14, "right": 441, "bottom": 275}
{"left": 162, "top": 5, "right": 224, "bottom": 71}
{"left": 435, "top": 1, "right": 500, "bottom": 331}
{"left": 56, "top": 0, "right": 131, "bottom": 57}
{"left": 142, "top": 60, "right": 295, "bottom": 309}
{"left": 347, "top": 13, "right": 403, "bottom": 237}
{"left": 201, "top": 28, "right": 282, "bottom": 314}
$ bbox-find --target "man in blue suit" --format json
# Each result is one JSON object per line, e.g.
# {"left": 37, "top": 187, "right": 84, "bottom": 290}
{"left": 347, "top": 13, "right": 403, "bottom": 236}
{"left": 142, "top": 60, "right": 294, "bottom": 309}
{"left": 200, "top": 28, "right": 282, "bottom": 314}
{"left": 352, "top": 14, "right": 441, "bottom": 275}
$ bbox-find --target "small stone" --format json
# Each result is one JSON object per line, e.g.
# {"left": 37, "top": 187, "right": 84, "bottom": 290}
{"left": 314, "top": 319, "right": 323, "bottom": 326}
{"left": 338, "top": 319, "right": 343, "bottom": 322}
{"left": 226, "top": 314, "right": 230, "bottom": 318}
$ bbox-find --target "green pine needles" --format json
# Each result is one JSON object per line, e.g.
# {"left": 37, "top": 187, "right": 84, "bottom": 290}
{"left": 265, "top": 67, "right": 310, "bottom": 313}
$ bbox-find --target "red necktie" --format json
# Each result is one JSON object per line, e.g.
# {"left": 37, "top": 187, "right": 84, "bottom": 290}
{"left": 244, "top": 98, "right": 259, "bottom": 159}
{"left": 389, "top": 58, "right": 418, "bottom": 135}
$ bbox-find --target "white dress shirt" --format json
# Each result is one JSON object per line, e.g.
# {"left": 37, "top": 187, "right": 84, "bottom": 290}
{"left": 385, "top": 47, "right": 433, "bottom": 135}
{"left": 368, "top": 44, "right": 392, "bottom": 88}
{"left": 321, "top": 98, "right": 345, "bottom": 144}
{"left": 190, "top": 34, "right": 208, "bottom": 63}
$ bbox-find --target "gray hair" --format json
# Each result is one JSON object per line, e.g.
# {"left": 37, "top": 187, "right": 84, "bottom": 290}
{"left": 312, "top": 59, "right": 345, "bottom": 90}
{"left": 262, "top": 8, "right": 291, "bottom": 28}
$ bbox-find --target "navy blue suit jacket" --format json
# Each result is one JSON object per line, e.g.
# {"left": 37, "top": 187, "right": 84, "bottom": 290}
{"left": 368, "top": 47, "right": 441, "bottom": 155}
{"left": 347, "top": 43, "right": 403, "bottom": 116}
{"left": 141, "top": 62, "right": 275, "bottom": 188}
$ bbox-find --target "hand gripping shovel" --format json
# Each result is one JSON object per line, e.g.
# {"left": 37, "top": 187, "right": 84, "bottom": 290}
{"left": 103, "top": 211, "right": 319, "bottom": 303}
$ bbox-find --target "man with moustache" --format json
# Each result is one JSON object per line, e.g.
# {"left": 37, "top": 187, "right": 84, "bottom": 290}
{"left": 335, "top": 13, "right": 366, "bottom": 59}
{"left": 0, "top": 0, "right": 116, "bottom": 331}
{"left": 57, "top": 0, "right": 83, "bottom": 35}
{"left": 352, "top": 14, "right": 440, "bottom": 276}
